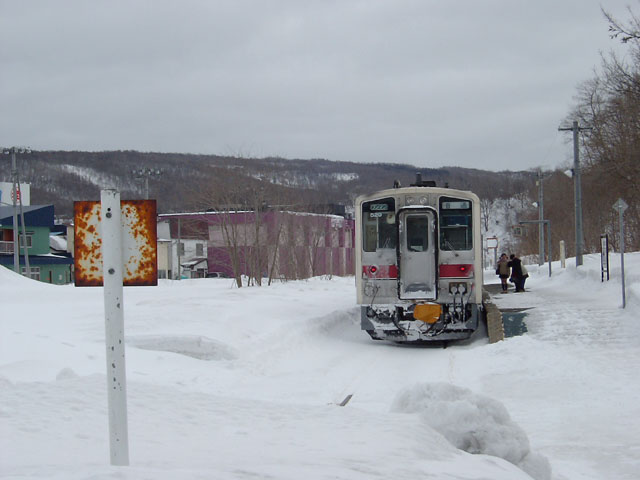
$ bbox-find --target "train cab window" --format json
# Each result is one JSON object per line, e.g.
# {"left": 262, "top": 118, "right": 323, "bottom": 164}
{"left": 362, "top": 197, "right": 396, "bottom": 252}
{"left": 406, "top": 215, "right": 429, "bottom": 252}
{"left": 439, "top": 196, "right": 473, "bottom": 251}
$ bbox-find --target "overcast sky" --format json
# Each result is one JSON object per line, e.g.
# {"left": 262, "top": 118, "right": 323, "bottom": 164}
{"left": 0, "top": 1, "right": 635, "bottom": 172}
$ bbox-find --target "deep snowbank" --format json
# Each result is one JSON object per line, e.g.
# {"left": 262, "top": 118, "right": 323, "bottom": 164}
{"left": 391, "top": 382, "right": 551, "bottom": 480}
{"left": 2, "top": 252, "right": 639, "bottom": 479}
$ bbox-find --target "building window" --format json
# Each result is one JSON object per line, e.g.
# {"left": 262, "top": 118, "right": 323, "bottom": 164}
{"left": 19, "top": 232, "right": 34, "bottom": 249}
{"left": 178, "top": 242, "right": 185, "bottom": 255}
{"left": 196, "top": 243, "right": 204, "bottom": 256}
{"left": 21, "top": 266, "right": 40, "bottom": 280}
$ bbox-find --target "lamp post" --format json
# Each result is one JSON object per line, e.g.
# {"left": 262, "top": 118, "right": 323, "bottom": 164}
{"left": 132, "top": 167, "right": 163, "bottom": 199}
{"left": 519, "top": 219, "right": 552, "bottom": 277}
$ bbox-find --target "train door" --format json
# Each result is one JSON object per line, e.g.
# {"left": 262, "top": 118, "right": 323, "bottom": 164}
{"left": 398, "top": 208, "right": 437, "bottom": 300}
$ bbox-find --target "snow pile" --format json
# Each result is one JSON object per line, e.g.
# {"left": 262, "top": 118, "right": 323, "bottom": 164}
{"left": 128, "top": 334, "right": 238, "bottom": 361}
{"left": 391, "top": 382, "right": 551, "bottom": 480}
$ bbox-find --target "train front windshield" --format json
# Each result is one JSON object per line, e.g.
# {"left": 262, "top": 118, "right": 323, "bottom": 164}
{"left": 362, "top": 197, "right": 396, "bottom": 251}
{"left": 439, "top": 196, "right": 473, "bottom": 251}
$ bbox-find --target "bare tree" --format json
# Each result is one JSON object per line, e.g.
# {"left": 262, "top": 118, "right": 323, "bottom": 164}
{"left": 480, "top": 198, "right": 492, "bottom": 233}
{"left": 603, "top": 6, "right": 640, "bottom": 43}
{"left": 567, "top": 5, "right": 640, "bottom": 251}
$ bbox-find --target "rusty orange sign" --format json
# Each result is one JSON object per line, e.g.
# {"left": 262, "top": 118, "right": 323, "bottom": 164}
{"left": 74, "top": 200, "right": 157, "bottom": 287}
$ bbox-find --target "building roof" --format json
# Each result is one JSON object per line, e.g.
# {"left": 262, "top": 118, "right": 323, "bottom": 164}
{"left": 0, "top": 254, "right": 73, "bottom": 266}
{"left": 50, "top": 234, "right": 68, "bottom": 251}
{"left": 181, "top": 257, "right": 208, "bottom": 268}
{"left": 0, "top": 205, "right": 55, "bottom": 228}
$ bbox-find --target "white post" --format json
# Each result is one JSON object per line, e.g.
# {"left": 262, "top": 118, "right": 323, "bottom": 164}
{"left": 560, "top": 240, "right": 566, "bottom": 268}
{"left": 101, "top": 189, "right": 130, "bottom": 466}
{"left": 613, "top": 199, "right": 628, "bottom": 309}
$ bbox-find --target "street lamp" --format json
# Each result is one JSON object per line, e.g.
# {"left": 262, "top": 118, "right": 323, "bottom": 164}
{"left": 132, "top": 167, "right": 163, "bottom": 200}
{"left": 519, "top": 219, "right": 552, "bottom": 278}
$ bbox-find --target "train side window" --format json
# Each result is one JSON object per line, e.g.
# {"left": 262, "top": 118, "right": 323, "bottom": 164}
{"left": 439, "top": 196, "right": 473, "bottom": 251}
{"left": 362, "top": 197, "right": 396, "bottom": 252}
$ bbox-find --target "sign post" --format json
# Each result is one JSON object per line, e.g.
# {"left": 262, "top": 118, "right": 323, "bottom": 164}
{"left": 600, "top": 234, "right": 609, "bottom": 282}
{"left": 101, "top": 190, "right": 130, "bottom": 465}
{"left": 613, "top": 199, "right": 628, "bottom": 308}
{"left": 74, "top": 190, "right": 157, "bottom": 465}
{"left": 486, "top": 236, "right": 498, "bottom": 269}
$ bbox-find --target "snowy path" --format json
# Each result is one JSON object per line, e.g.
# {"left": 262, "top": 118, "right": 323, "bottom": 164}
{"left": 488, "top": 260, "right": 640, "bottom": 480}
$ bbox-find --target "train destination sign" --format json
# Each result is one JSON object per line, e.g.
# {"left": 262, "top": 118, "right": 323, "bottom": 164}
{"left": 441, "top": 201, "right": 470, "bottom": 210}
{"left": 370, "top": 203, "right": 389, "bottom": 211}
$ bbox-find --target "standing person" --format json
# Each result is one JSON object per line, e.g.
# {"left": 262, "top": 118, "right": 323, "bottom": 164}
{"left": 496, "top": 253, "right": 511, "bottom": 293}
{"left": 508, "top": 254, "right": 526, "bottom": 292}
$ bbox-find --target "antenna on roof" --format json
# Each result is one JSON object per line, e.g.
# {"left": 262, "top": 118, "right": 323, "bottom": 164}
{"left": 410, "top": 172, "right": 436, "bottom": 187}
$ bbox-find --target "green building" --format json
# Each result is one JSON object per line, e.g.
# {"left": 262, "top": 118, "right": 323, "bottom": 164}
{"left": 0, "top": 205, "right": 73, "bottom": 284}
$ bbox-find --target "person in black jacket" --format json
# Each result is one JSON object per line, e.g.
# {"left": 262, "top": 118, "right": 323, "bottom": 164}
{"left": 508, "top": 254, "right": 526, "bottom": 292}
{"left": 496, "top": 253, "right": 511, "bottom": 292}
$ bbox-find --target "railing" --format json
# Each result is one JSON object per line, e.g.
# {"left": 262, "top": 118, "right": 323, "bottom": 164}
{"left": 0, "top": 241, "right": 14, "bottom": 254}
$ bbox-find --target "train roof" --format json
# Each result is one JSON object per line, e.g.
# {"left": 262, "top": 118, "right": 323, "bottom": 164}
{"left": 355, "top": 186, "right": 479, "bottom": 205}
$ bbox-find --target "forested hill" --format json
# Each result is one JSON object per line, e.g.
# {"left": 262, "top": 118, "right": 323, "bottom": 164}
{"left": 0, "top": 150, "right": 534, "bottom": 219}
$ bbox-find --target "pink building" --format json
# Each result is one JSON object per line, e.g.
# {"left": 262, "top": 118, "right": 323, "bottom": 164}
{"left": 158, "top": 210, "right": 354, "bottom": 281}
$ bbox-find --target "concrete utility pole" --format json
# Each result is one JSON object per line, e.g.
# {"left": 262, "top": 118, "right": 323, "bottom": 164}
{"left": 559, "top": 121, "right": 590, "bottom": 267}
{"left": 3, "top": 147, "right": 31, "bottom": 275}
{"left": 613, "top": 198, "right": 628, "bottom": 308}
{"left": 537, "top": 170, "right": 544, "bottom": 266}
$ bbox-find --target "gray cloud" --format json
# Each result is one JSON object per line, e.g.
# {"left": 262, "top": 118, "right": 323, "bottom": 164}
{"left": 0, "top": 0, "right": 632, "bottom": 171}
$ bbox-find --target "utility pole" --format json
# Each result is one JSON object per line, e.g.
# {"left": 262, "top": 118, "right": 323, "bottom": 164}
{"left": 559, "top": 121, "right": 590, "bottom": 267}
{"left": 177, "top": 217, "right": 182, "bottom": 280}
{"left": 536, "top": 170, "right": 544, "bottom": 266}
{"left": 3, "top": 147, "right": 32, "bottom": 276}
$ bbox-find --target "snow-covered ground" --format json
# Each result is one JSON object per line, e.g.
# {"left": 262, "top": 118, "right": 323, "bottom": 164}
{"left": 1, "top": 253, "right": 639, "bottom": 479}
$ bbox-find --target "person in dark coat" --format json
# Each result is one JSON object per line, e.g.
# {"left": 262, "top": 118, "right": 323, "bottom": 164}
{"left": 508, "top": 254, "right": 526, "bottom": 292}
{"left": 496, "top": 253, "right": 511, "bottom": 292}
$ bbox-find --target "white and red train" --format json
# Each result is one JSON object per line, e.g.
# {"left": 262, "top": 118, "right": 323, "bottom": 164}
{"left": 355, "top": 176, "right": 484, "bottom": 343}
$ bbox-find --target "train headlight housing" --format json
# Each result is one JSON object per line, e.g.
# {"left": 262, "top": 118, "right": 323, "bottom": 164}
{"left": 406, "top": 196, "right": 429, "bottom": 206}
{"left": 449, "top": 282, "right": 468, "bottom": 294}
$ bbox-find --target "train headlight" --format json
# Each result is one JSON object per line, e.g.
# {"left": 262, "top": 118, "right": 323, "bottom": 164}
{"left": 406, "top": 196, "right": 428, "bottom": 206}
{"left": 449, "top": 282, "right": 468, "bottom": 294}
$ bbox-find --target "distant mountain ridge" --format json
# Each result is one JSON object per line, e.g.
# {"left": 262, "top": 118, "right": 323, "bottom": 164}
{"left": 0, "top": 150, "right": 535, "bottom": 219}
